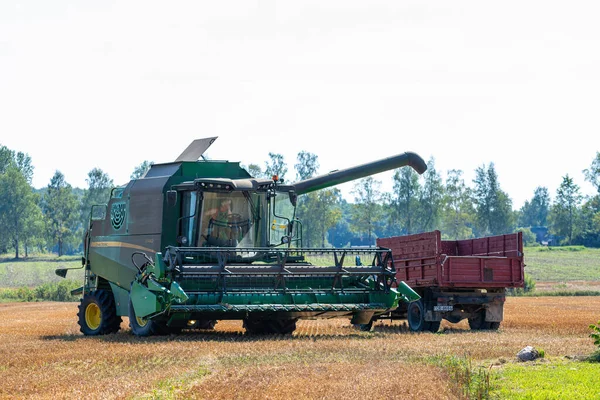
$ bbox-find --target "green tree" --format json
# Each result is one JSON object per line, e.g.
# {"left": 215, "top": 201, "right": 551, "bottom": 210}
{"left": 548, "top": 174, "right": 582, "bottom": 245}
{"left": 391, "top": 166, "right": 421, "bottom": 235}
{"left": 515, "top": 227, "right": 537, "bottom": 246}
{"left": 579, "top": 196, "right": 600, "bottom": 247}
{"left": 80, "top": 168, "right": 113, "bottom": 228}
{"left": 15, "top": 151, "right": 34, "bottom": 184}
{"left": 293, "top": 151, "right": 319, "bottom": 247}
{"left": 313, "top": 189, "right": 342, "bottom": 247}
{"left": 519, "top": 186, "right": 551, "bottom": 227}
{"left": 0, "top": 145, "right": 14, "bottom": 173}
{"left": 440, "top": 169, "right": 474, "bottom": 240}
{"left": 0, "top": 146, "right": 14, "bottom": 252}
{"left": 264, "top": 153, "right": 288, "bottom": 182}
{"left": 472, "top": 163, "right": 514, "bottom": 236}
{"left": 416, "top": 157, "right": 443, "bottom": 232}
{"left": 0, "top": 145, "right": 33, "bottom": 181}
{"left": 130, "top": 160, "right": 154, "bottom": 179}
{"left": 42, "top": 171, "right": 79, "bottom": 256}
{"left": 583, "top": 151, "right": 600, "bottom": 193}
{"left": 21, "top": 200, "right": 45, "bottom": 257}
{"left": 350, "top": 177, "right": 382, "bottom": 244}
{"left": 581, "top": 152, "right": 600, "bottom": 247}
{"left": 0, "top": 147, "right": 39, "bottom": 256}
{"left": 294, "top": 151, "right": 319, "bottom": 182}
{"left": 0, "top": 167, "right": 41, "bottom": 258}
{"left": 244, "top": 163, "right": 263, "bottom": 178}
{"left": 327, "top": 199, "right": 354, "bottom": 247}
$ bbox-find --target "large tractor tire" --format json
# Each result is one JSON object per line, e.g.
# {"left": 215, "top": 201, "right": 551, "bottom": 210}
{"left": 243, "top": 318, "right": 298, "bottom": 335}
{"left": 407, "top": 299, "right": 440, "bottom": 333}
{"left": 128, "top": 299, "right": 169, "bottom": 336}
{"left": 77, "top": 290, "right": 122, "bottom": 335}
{"left": 468, "top": 310, "right": 500, "bottom": 330}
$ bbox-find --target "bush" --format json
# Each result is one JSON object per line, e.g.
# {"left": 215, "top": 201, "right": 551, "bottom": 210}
{"left": 590, "top": 320, "right": 600, "bottom": 349}
{"left": 524, "top": 273, "right": 536, "bottom": 293}
{"left": 439, "top": 355, "right": 491, "bottom": 399}
{"left": 589, "top": 321, "right": 600, "bottom": 362}
{"left": 507, "top": 273, "right": 536, "bottom": 296}
{"left": 0, "top": 280, "right": 80, "bottom": 302}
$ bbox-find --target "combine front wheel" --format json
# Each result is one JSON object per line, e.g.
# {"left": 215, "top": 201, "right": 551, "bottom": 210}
{"left": 77, "top": 290, "right": 122, "bottom": 335}
{"left": 128, "top": 299, "right": 166, "bottom": 336}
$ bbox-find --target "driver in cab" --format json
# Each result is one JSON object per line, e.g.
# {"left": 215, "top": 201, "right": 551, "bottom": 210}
{"left": 205, "top": 198, "right": 233, "bottom": 223}
{"left": 203, "top": 198, "right": 239, "bottom": 246}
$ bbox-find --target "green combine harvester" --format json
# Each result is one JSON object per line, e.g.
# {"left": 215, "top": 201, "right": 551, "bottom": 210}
{"left": 58, "top": 137, "right": 426, "bottom": 336}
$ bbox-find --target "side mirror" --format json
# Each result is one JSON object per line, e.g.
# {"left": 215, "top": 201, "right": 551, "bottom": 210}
{"left": 55, "top": 268, "right": 68, "bottom": 278}
{"left": 167, "top": 190, "right": 178, "bottom": 207}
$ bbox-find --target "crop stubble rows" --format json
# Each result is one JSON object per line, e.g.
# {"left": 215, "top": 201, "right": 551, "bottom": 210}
{"left": 0, "top": 297, "right": 598, "bottom": 399}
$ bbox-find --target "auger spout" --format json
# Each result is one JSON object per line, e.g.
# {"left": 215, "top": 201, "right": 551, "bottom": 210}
{"left": 293, "top": 151, "right": 427, "bottom": 195}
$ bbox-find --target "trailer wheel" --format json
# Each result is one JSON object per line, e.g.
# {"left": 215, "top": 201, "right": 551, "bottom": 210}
{"left": 468, "top": 311, "right": 494, "bottom": 330}
{"left": 427, "top": 320, "right": 441, "bottom": 333}
{"left": 488, "top": 321, "right": 501, "bottom": 330}
{"left": 128, "top": 299, "right": 165, "bottom": 336}
{"left": 407, "top": 300, "right": 439, "bottom": 333}
{"left": 407, "top": 299, "right": 427, "bottom": 332}
{"left": 77, "top": 290, "right": 122, "bottom": 336}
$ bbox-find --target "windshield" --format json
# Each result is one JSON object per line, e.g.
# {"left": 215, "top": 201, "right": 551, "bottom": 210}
{"left": 198, "top": 191, "right": 266, "bottom": 248}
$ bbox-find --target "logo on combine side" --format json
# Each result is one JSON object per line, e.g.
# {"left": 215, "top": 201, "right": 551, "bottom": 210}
{"left": 111, "top": 202, "right": 126, "bottom": 230}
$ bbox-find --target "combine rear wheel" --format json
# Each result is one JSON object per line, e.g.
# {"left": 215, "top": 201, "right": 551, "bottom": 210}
{"left": 407, "top": 300, "right": 440, "bottom": 333}
{"left": 77, "top": 290, "right": 122, "bottom": 335}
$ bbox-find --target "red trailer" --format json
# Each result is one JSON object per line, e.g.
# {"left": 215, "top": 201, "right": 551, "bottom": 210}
{"left": 376, "top": 230, "right": 524, "bottom": 332}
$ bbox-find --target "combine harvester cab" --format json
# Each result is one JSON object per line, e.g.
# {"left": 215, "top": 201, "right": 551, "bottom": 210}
{"left": 59, "top": 137, "right": 425, "bottom": 336}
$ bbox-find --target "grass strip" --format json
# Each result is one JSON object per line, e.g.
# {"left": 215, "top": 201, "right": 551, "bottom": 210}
{"left": 490, "top": 360, "right": 600, "bottom": 399}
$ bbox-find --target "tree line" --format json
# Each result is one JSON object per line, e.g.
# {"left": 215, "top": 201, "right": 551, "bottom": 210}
{"left": 1, "top": 143, "right": 599, "bottom": 258}
{"left": 251, "top": 150, "right": 600, "bottom": 248}
{"left": 0, "top": 145, "right": 150, "bottom": 258}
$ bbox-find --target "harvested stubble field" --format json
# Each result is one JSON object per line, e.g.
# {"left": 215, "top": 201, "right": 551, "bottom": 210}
{"left": 0, "top": 297, "right": 598, "bottom": 400}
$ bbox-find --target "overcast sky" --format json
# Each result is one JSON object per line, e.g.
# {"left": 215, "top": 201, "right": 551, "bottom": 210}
{"left": 1, "top": 1, "right": 598, "bottom": 209}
